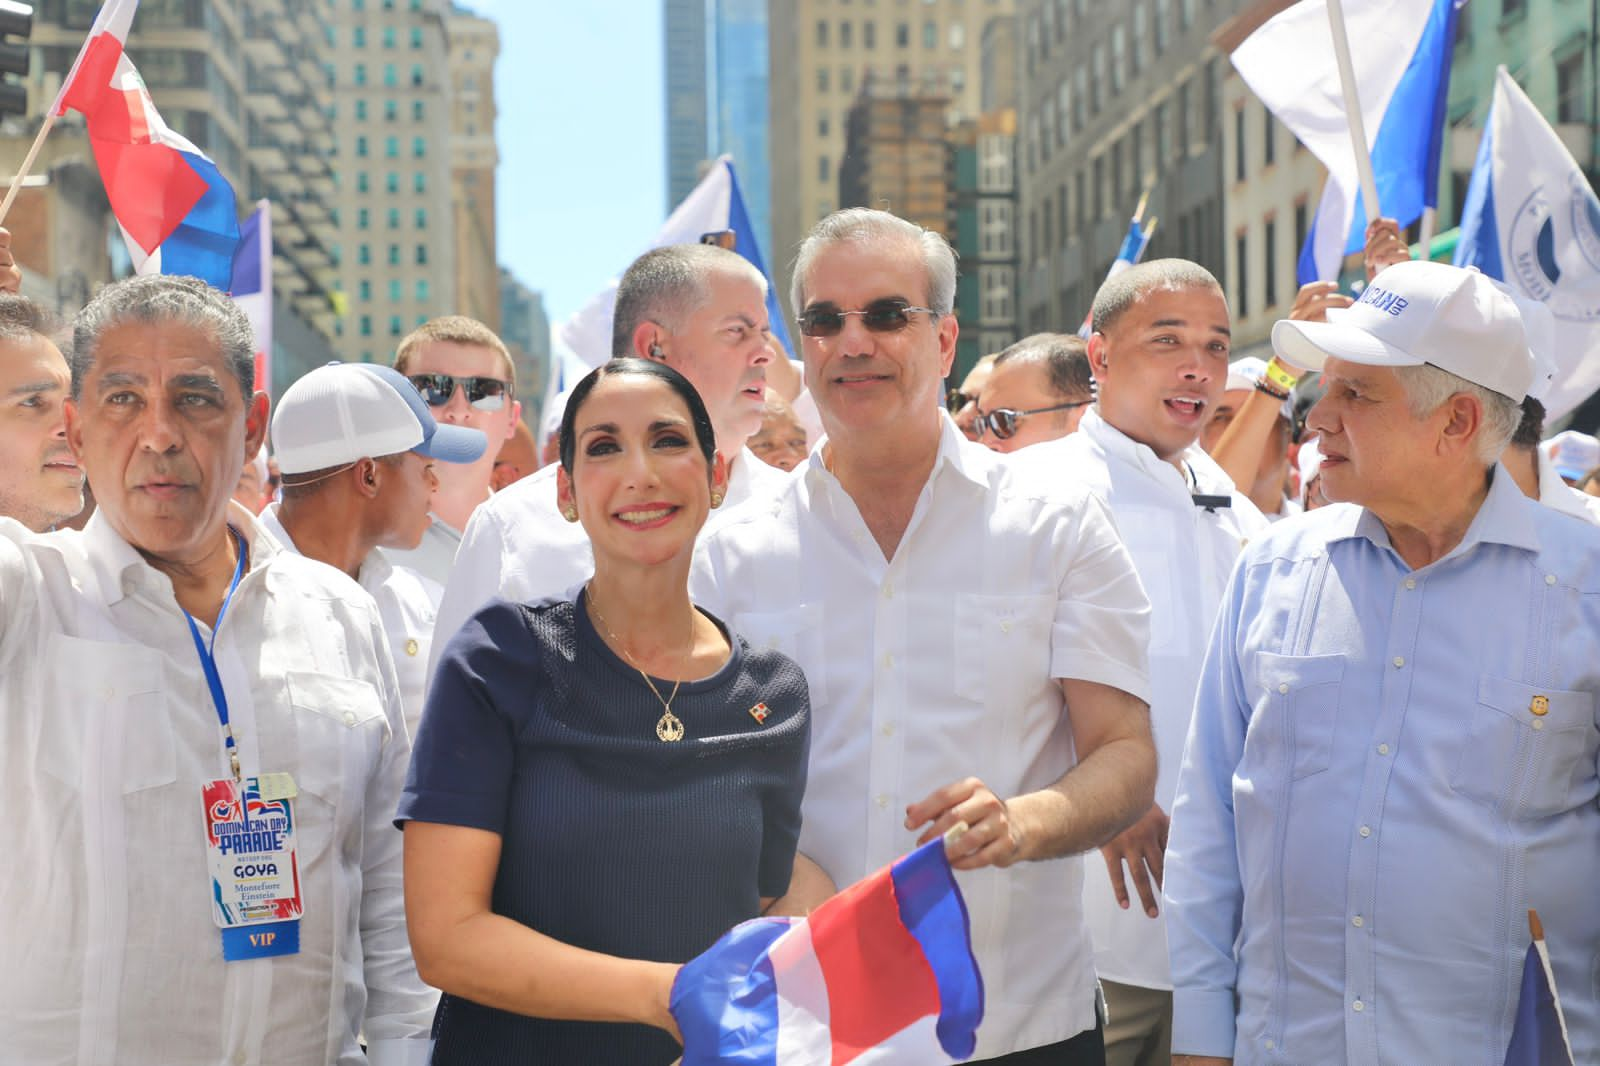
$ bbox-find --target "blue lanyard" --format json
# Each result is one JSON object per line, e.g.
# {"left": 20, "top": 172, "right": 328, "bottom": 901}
{"left": 183, "top": 526, "right": 249, "bottom": 782}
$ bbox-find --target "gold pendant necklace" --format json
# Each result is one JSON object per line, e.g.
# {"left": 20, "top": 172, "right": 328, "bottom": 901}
{"left": 587, "top": 584, "right": 693, "bottom": 743}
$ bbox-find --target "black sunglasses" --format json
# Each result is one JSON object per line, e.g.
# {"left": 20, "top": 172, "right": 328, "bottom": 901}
{"left": 946, "top": 386, "right": 976, "bottom": 413}
{"left": 407, "top": 373, "right": 511, "bottom": 411}
{"left": 796, "top": 298, "right": 939, "bottom": 338}
{"left": 975, "top": 400, "right": 1092, "bottom": 441}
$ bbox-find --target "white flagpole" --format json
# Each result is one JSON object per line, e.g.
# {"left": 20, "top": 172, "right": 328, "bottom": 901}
{"left": 0, "top": 112, "right": 58, "bottom": 225}
{"left": 1418, "top": 206, "right": 1437, "bottom": 258}
{"left": 1326, "top": 0, "right": 1382, "bottom": 224}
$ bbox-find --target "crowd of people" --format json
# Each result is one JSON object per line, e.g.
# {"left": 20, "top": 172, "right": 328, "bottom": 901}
{"left": 0, "top": 206, "right": 1596, "bottom": 1066}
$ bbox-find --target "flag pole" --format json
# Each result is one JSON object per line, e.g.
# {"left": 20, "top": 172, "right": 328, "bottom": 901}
{"left": 0, "top": 112, "right": 59, "bottom": 226}
{"left": 1418, "top": 206, "right": 1437, "bottom": 257}
{"left": 1326, "top": 0, "right": 1382, "bottom": 224}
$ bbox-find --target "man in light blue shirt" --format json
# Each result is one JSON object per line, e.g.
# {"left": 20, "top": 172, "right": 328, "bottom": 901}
{"left": 1165, "top": 260, "right": 1600, "bottom": 1066}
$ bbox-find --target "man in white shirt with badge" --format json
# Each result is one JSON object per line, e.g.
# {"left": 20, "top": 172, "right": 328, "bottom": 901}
{"left": 432, "top": 242, "right": 788, "bottom": 659}
{"left": 261, "top": 361, "right": 487, "bottom": 735}
{"left": 694, "top": 208, "right": 1158, "bottom": 1064}
{"left": 1016, "top": 259, "right": 1266, "bottom": 1066}
{"left": 0, "top": 275, "right": 436, "bottom": 1065}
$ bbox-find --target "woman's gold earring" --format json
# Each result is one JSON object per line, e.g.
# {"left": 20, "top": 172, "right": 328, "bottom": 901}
{"left": 710, "top": 492, "right": 725, "bottom": 509}
{"left": 561, "top": 505, "right": 579, "bottom": 522}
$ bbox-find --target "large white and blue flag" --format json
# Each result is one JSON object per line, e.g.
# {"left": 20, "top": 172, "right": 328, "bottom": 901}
{"left": 557, "top": 155, "right": 793, "bottom": 368}
{"left": 1456, "top": 66, "right": 1600, "bottom": 420}
{"left": 1231, "top": 0, "right": 1460, "bottom": 284}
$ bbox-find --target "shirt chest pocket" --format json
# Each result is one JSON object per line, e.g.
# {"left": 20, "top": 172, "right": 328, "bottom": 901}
{"left": 283, "top": 670, "right": 389, "bottom": 845}
{"left": 1250, "top": 652, "right": 1346, "bottom": 781}
{"left": 1449, "top": 676, "right": 1597, "bottom": 819}
{"left": 731, "top": 603, "right": 828, "bottom": 706}
{"left": 41, "top": 636, "right": 175, "bottom": 795}
{"left": 954, "top": 594, "right": 1058, "bottom": 708}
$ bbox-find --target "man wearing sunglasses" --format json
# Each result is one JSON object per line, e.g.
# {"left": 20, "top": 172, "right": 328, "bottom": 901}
{"left": 974, "top": 334, "right": 1094, "bottom": 454}
{"left": 694, "top": 208, "right": 1158, "bottom": 1065}
{"left": 1013, "top": 260, "right": 1265, "bottom": 1066}
{"left": 385, "top": 316, "right": 522, "bottom": 591}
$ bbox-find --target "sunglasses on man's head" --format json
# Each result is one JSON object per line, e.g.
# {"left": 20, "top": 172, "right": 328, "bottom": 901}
{"left": 796, "top": 298, "right": 938, "bottom": 338}
{"left": 946, "top": 387, "right": 976, "bottom": 413}
{"left": 406, "top": 373, "right": 511, "bottom": 411}
{"left": 975, "top": 400, "right": 1092, "bottom": 441}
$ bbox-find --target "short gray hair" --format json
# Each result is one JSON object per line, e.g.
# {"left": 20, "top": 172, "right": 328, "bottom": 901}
{"left": 71, "top": 275, "right": 255, "bottom": 400}
{"left": 791, "top": 208, "right": 957, "bottom": 317}
{"left": 0, "top": 293, "right": 57, "bottom": 344}
{"left": 610, "top": 244, "right": 766, "bottom": 360}
{"left": 1090, "top": 258, "right": 1225, "bottom": 336}
{"left": 1393, "top": 364, "right": 1521, "bottom": 464}
{"left": 993, "top": 333, "right": 1093, "bottom": 399}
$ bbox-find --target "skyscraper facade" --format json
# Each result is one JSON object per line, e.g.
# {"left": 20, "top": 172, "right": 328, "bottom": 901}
{"left": 664, "top": 0, "right": 711, "bottom": 211}
{"left": 709, "top": 0, "right": 773, "bottom": 258}
{"left": 447, "top": 7, "right": 500, "bottom": 333}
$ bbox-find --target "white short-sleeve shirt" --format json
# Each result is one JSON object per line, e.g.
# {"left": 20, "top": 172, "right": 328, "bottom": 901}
{"left": 1017, "top": 408, "right": 1267, "bottom": 991}
{"left": 0, "top": 508, "right": 436, "bottom": 1066}
{"left": 692, "top": 416, "right": 1152, "bottom": 1059}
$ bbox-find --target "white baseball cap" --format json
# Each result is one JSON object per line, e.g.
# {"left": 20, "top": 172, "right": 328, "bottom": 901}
{"left": 1271, "top": 260, "right": 1534, "bottom": 402}
{"left": 1225, "top": 356, "right": 1268, "bottom": 393}
{"left": 1544, "top": 429, "right": 1600, "bottom": 481}
{"left": 272, "top": 362, "right": 488, "bottom": 476}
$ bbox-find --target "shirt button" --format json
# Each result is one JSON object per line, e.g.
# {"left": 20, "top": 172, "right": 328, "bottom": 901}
{"left": 1545, "top": 574, "right": 1557, "bottom": 586}
{"left": 1000, "top": 621, "right": 1012, "bottom": 634}
{"left": 1278, "top": 682, "right": 1290, "bottom": 695}
{"left": 404, "top": 638, "right": 419, "bottom": 657}
{"left": 1352, "top": 915, "right": 1364, "bottom": 928}
{"left": 875, "top": 794, "right": 890, "bottom": 808}
{"left": 103, "top": 686, "right": 115, "bottom": 700}
{"left": 1377, "top": 743, "right": 1390, "bottom": 755}
{"left": 1392, "top": 656, "right": 1405, "bottom": 668}
{"left": 1352, "top": 999, "right": 1365, "bottom": 1013}
{"left": 1265, "top": 1040, "right": 1275, "bottom": 1051}
{"left": 1531, "top": 719, "right": 1545, "bottom": 731}
{"left": 880, "top": 722, "right": 895, "bottom": 737}
{"left": 343, "top": 712, "right": 356, "bottom": 726}
{"left": 881, "top": 653, "right": 894, "bottom": 669}
{"left": 1359, "top": 825, "right": 1372, "bottom": 838}
{"left": 882, "top": 582, "right": 894, "bottom": 599}
{"left": 1404, "top": 578, "right": 1416, "bottom": 590}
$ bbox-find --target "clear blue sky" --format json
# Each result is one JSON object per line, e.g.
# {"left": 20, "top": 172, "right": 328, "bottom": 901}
{"left": 466, "top": 0, "right": 667, "bottom": 327}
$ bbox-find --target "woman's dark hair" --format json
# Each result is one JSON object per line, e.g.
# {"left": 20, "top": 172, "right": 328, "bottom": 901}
{"left": 558, "top": 357, "right": 718, "bottom": 474}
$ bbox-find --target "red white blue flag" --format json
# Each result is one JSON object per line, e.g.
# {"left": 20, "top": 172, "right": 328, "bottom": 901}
{"left": 671, "top": 839, "right": 984, "bottom": 1064}
{"left": 54, "top": 0, "right": 240, "bottom": 289}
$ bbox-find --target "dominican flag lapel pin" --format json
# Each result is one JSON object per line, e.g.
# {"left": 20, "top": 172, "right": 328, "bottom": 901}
{"left": 748, "top": 702, "right": 770, "bottom": 725}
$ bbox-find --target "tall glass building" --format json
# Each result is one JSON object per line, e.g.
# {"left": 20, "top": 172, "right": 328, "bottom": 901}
{"left": 709, "top": 0, "right": 773, "bottom": 259}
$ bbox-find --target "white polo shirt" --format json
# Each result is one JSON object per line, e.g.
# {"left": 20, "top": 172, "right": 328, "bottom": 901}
{"left": 260, "top": 504, "right": 439, "bottom": 738}
{"left": 1017, "top": 407, "right": 1267, "bottom": 991}
{"left": 0, "top": 509, "right": 435, "bottom": 1066}
{"left": 691, "top": 416, "right": 1152, "bottom": 1059}
{"left": 429, "top": 448, "right": 789, "bottom": 674}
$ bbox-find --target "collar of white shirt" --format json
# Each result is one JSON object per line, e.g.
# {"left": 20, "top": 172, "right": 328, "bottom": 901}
{"left": 800, "top": 409, "right": 991, "bottom": 496}
{"left": 82, "top": 500, "right": 281, "bottom": 609}
{"left": 1078, "top": 406, "right": 1242, "bottom": 499}
{"left": 1330, "top": 463, "right": 1542, "bottom": 562}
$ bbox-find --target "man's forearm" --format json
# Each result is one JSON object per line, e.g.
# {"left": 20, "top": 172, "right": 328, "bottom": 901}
{"left": 1010, "top": 730, "right": 1156, "bottom": 863}
{"left": 1210, "top": 389, "right": 1282, "bottom": 492}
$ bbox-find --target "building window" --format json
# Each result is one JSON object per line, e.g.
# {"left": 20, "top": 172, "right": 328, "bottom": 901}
{"left": 1236, "top": 232, "right": 1249, "bottom": 318}
{"left": 841, "top": 67, "right": 854, "bottom": 93}
{"left": 411, "top": 65, "right": 424, "bottom": 87}
{"left": 390, "top": 316, "right": 403, "bottom": 337}
{"left": 816, "top": 20, "right": 828, "bottom": 47}
{"left": 1501, "top": 0, "right": 1526, "bottom": 17}
{"left": 357, "top": 171, "right": 369, "bottom": 192}
{"left": 386, "top": 171, "right": 399, "bottom": 193}
{"left": 359, "top": 280, "right": 371, "bottom": 301}
{"left": 353, "top": 26, "right": 366, "bottom": 48}
{"left": 1043, "top": 199, "right": 1054, "bottom": 255}
{"left": 413, "top": 171, "right": 426, "bottom": 193}
{"left": 1155, "top": 0, "right": 1170, "bottom": 54}
{"left": 839, "top": 21, "right": 851, "bottom": 48}
{"left": 1557, "top": 50, "right": 1586, "bottom": 123}
{"left": 896, "top": 21, "right": 909, "bottom": 48}
{"left": 389, "top": 244, "right": 401, "bottom": 265}
{"left": 819, "top": 155, "right": 831, "bottom": 182}
{"left": 949, "top": 22, "right": 964, "bottom": 50}
{"left": 1133, "top": 3, "right": 1147, "bottom": 75}
{"left": 382, "top": 98, "right": 396, "bottom": 121}
{"left": 383, "top": 63, "right": 397, "bottom": 87}
{"left": 357, "top": 208, "right": 370, "bottom": 229}
{"left": 864, "top": 21, "right": 875, "bottom": 48}
{"left": 413, "top": 137, "right": 426, "bottom": 157}
{"left": 1093, "top": 155, "right": 1105, "bottom": 219}
{"left": 1234, "top": 108, "right": 1246, "bottom": 181}
{"left": 1057, "top": 80, "right": 1071, "bottom": 146}
{"left": 416, "top": 244, "right": 429, "bottom": 265}
{"left": 1263, "top": 108, "right": 1275, "bottom": 167}
{"left": 817, "top": 68, "right": 830, "bottom": 93}
{"left": 415, "top": 208, "right": 427, "bottom": 229}
{"left": 355, "top": 99, "right": 367, "bottom": 120}
{"left": 1112, "top": 24, "right": 1126, "bottom": 94}
{"left": 354, "top": 63, "right": 367, "bottom": 86}
{"left": 923, "top": 20, "right": 936, "bottom": 49}
{"left": 1091, "top": 44, "right": 1104, "bottom": 113}
{"left": 416, "top": 279, "right": 429, "bottom": 302}
{"left": 356, "top": 135, "right": 369, "bottom": 157}
{"left": 387, "top": 207, "right": 400, "bottom": 229}
{"left": 385, "top": 135, "right": 399, "bottom": 158}
{"left": 360, "top": 315, "right": 372, "bottom": 336}
{"left": 1264, "top": 218, "right": 1279, "bottom": 309}
{"left": 358, "top": 244, "right": 371, "bottom": 265}
{"left": 1294, "top": 199, "right": 1309, "bottom": 261}
{"left": 382, "top": 26, "right": 395, "bottom": 48}
{"left": 389, "top": 279, "right": 402, "bottom": 302}
{"left": 1074, "top": 68, "right": 1087, "bottom": 129}
{"left": 410, "top": 27, "right": 423, "bottom": 49}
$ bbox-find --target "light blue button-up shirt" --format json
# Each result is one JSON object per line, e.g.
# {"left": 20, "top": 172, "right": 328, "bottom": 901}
{"left": 1165, "top": 467, "right": 1600, "bottom": 1065}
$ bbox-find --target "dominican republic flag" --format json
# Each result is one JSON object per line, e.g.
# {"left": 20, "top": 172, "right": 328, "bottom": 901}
{"left": 54, "top": 0, "right": 240, "bottom": 290}
{"left": 1231, "top": 0, "right": 1460, "bottom": 284}
{"left": 558, "top": 155, "right": 794, "bottom": 368}
{"left": 671, "top": 839, "right": 984, "bottom": 1065}
{"left": 230, "top": 201, "right": 272, "bottom": 395}
{"left": 1077, "top": 210, "right": 1157, "bottom": 338}
{"left": 1503, "top": 910, "right": 1575, "bottom": 1065}
{"left": 1455, "top": 67, "right": 1600, "bottom": 420}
